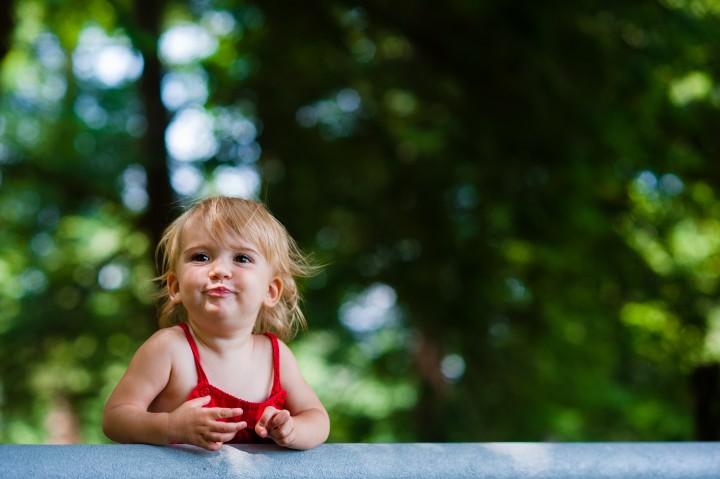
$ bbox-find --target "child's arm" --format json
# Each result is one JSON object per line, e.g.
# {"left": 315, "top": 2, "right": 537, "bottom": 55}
{"left": 255, "top": 340, "right": 330, "bottom": 450}
{"left": 102, "top": 329, "right": 246, "bottom": 451}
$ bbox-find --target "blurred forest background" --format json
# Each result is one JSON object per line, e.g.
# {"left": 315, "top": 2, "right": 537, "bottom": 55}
{"left": 2, "top": 0, "right": 720, "bottom": 444}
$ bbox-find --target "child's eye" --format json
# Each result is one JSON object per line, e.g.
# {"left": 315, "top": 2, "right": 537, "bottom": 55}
{"left": 235, "top": 254, "right": 252, "bottom": 264}
{"left": 191, "top": 253, "right": 210, "bottom": 262}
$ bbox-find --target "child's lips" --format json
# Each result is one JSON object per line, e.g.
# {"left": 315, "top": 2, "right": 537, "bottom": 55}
{"left": 205, "top": 286, "right": 235, "bottom": 296}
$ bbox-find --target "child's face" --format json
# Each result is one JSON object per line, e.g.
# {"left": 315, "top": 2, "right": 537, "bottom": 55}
{"left": 167, "top": 220, "right": 282, "bottom": 327}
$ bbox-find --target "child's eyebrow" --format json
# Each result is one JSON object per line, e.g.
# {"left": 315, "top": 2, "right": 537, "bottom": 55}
{"left": 228, "top": 241, "right": 262, "bottom": 256}
{"left": 182, "top": 242, "right": 211, "bottom": 253}
{"left": 183, "top": 239, "right": 263, "bottom": 256}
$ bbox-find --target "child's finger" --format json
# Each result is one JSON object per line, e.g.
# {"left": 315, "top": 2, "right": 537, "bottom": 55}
{"left": 267, "top": 409, "right": 291, "bottom": 430}
{"left": 255, "top": 406, "right": 280, "bottom": 437}
{"left": 210, "top": 420, "right": 247, "bottom": 433}
{"left": 202, "top": 440, "right": 225, "bottom": 451}
{"left": 184, "top": 395, "right": 212, "bottom": 408}
{"left": 258, "top": 410, "right": 296, "bottom": 447}
{"left": 257, "top": 408, "right": 291, "bottom": 438}
{"left": 213, "top": 407, "right": 244, "bottom": 420}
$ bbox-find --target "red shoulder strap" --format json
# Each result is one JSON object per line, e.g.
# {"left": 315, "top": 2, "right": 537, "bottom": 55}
{"left": 178, "top": 323, "right": 209, "bottom": 385}
{"left": 264, "top": 332, "right": 282, "bottom": 395}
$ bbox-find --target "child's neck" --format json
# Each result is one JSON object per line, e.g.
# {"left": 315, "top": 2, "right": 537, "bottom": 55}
{"left": 187, "top": 320, "right": 255, "bottom": 354}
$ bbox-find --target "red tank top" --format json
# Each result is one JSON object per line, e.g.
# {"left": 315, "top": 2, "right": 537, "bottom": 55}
{"left": 179, "top": 323, "right": 287, "bottom": 443}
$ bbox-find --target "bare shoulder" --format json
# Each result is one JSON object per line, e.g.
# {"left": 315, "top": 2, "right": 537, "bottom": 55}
{"left": 106, "top": 325, "right": 190, "bottom": 411}
{"left": 147, "top": 325, "right": 186, "bottom": 345}
{"left": 274, "top": 337, "right": 303, "bottom": 378}
{"left": 134, "top": 325, "right": 187, "bottom": 362}
{"left": 275, "top": 337, "right": 298, "bottom": 361}
{"left": 274, "top": 337, "right": 326, "bottom": 418}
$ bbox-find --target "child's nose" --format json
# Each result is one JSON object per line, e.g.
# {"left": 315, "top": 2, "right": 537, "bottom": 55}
{"left": 209, "top": 259, "right": 232, "bottom": 278}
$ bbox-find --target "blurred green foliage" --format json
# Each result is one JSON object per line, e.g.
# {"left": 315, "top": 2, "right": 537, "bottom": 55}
{"left": 1, "top": 0, "right": 720, "bottom": 443}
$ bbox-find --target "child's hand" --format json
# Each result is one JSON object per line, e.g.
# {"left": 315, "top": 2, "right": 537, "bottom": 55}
{"left": 169, "top": 396, "right": 246, "bottom": 451}
{"left": 255, "top": 406, "right": 297, "bottom": 447}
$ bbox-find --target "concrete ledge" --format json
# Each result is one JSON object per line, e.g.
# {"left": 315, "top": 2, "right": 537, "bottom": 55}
{"left": 0, "top": 442, "right": 718, "bottom": 479}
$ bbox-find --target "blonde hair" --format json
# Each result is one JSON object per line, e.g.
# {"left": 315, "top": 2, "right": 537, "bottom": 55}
{"left": 155, "top": 196, "right": 317, "bottom": 341}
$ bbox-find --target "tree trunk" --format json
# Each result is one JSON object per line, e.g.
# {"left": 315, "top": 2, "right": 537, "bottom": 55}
{"left": 44, "top": 397, "right": 80, "bottom": 444}
{"left": 132, "top": 0, "right": 174, "bottom": 254}
{"left": 692, "top": 363, "right": 720, "bottom": 440}
{"left": 0, "top": 0, "right": 14, "bottom": 64}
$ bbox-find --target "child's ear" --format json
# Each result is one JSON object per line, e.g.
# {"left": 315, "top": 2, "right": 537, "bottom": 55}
{"left": 167, "top": 272, "right": 182, "bottom": 304}
{"left": 263, "top": 277, "right": 283, "bottom": 308}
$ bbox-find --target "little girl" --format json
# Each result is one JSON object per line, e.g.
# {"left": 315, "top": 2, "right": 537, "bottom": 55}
{"left": 102, "top": 196, "right": 329, "bottom": 451}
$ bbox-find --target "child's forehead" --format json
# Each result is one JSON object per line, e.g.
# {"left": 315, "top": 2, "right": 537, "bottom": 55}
{"left": 182, "top": 216, "right": 264, "bottom": 251}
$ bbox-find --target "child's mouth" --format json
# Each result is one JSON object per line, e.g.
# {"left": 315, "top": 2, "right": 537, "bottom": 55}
{"left": 205, "top": 286, "right": 234, "bottom": 296}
